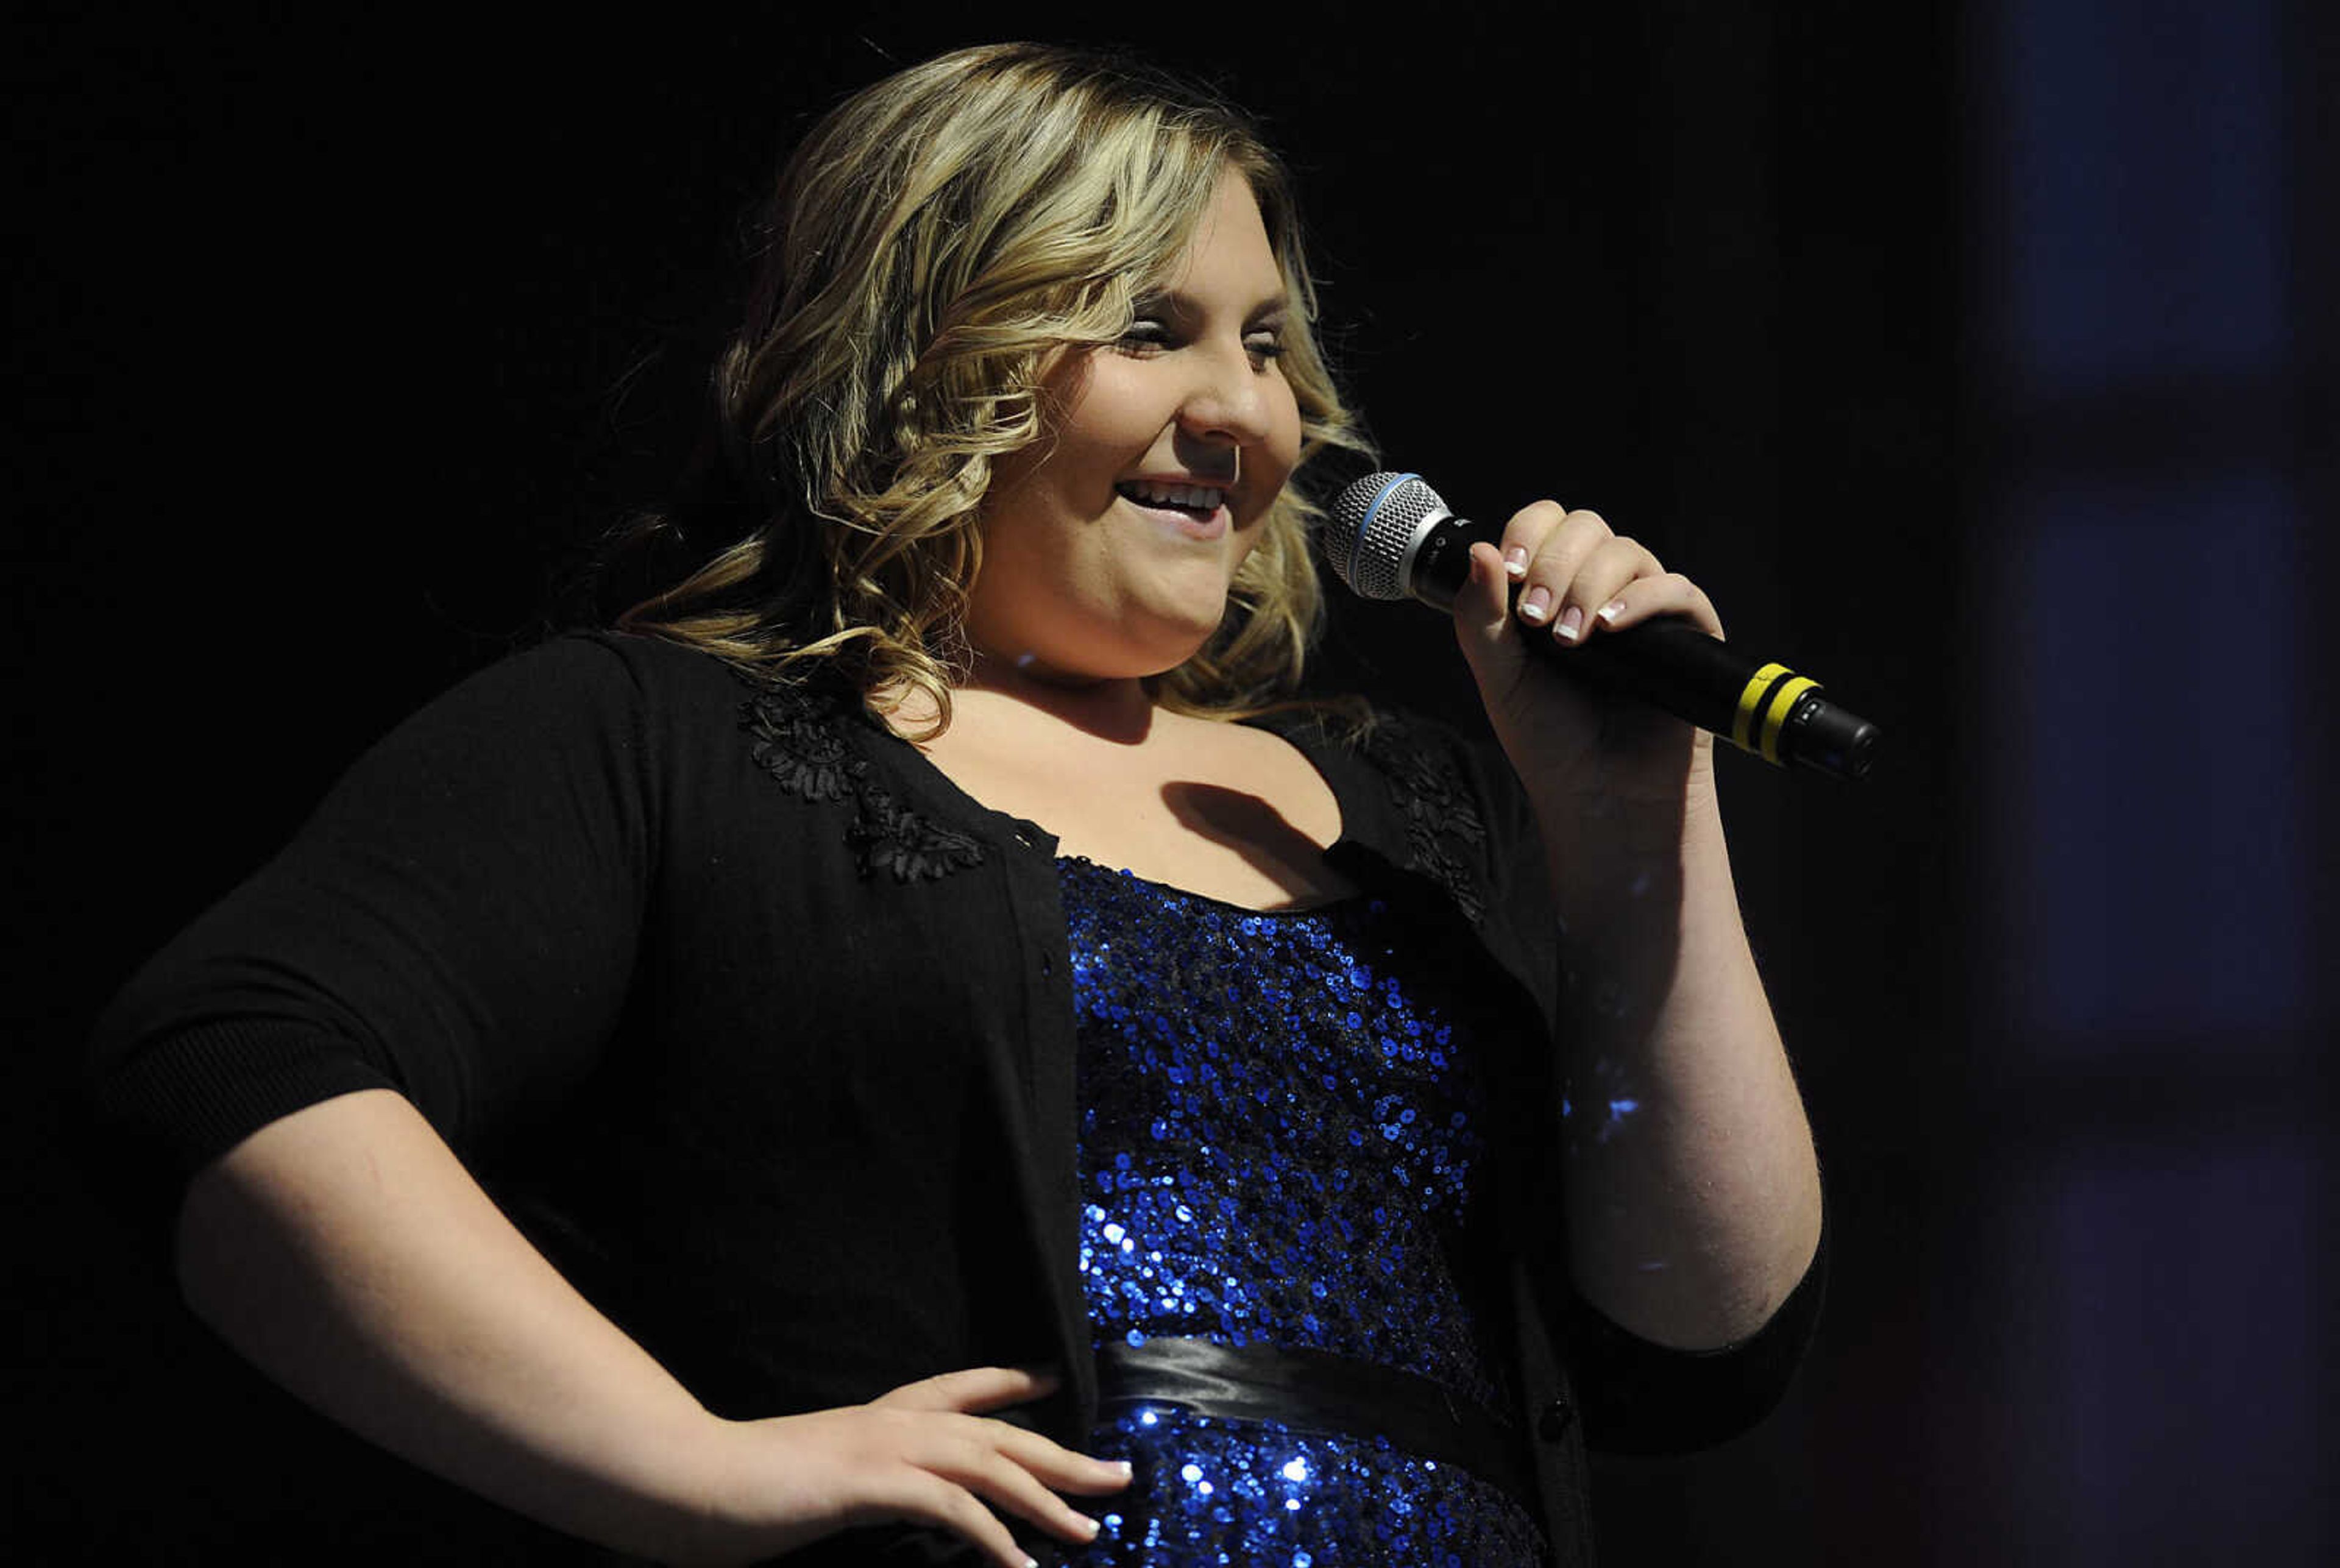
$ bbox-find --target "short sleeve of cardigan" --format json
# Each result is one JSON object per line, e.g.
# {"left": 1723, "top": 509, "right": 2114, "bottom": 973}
{"left": 1449, "top": 721, "right": 1828, "bottom": 1455}
{"left": 1561, "top": 1213, "right": 1827, "bottom": 1455}
{"left": 80, "top": 633, "right": 655, "bottom": 1232}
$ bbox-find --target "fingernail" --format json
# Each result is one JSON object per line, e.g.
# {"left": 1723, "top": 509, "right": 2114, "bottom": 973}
{"left": 1080, "top": 1514, "right": 1102, "bottom": 1538}
{"left": 1520, "top": 586, "right": 1553, "bottom": 623}
{"left": 1556, "top": 605, "right": 1584, "bottom": 641}
{"left": 1503, "top": 546, "right": 1529, "bottom": 578}
{"left": 1596, "top": 600, "right": 1624, "bottom": 624}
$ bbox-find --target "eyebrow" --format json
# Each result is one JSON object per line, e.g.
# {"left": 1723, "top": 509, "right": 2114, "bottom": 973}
{"left": 1139, "top": 286, "right": 1291, "bottom": 322}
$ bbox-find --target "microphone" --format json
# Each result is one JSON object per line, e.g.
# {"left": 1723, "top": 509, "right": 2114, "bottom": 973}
{"left": 1322, "top": 472, "right": 1879, "bottom": 781}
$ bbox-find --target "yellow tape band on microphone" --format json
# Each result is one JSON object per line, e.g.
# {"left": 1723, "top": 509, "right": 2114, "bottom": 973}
{"left": 1759, "top": 675, "right": 1821, "bottom": 764}
{"left": 1733, "top": 664, "right": 1792, "bottom": 753}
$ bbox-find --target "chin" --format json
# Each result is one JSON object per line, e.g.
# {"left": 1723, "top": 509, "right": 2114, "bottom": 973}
{"left": 1083, "top": 622, "right": 1225, "bottom": 684}
{"left": 982, "top": 623, "right": 1214, "bottom": 685}
{"left": 973, "top": 576, "right": 1237, "bottom": 684}
{"left": 1138, "top": 600, "right": 1236, "bottom": 668}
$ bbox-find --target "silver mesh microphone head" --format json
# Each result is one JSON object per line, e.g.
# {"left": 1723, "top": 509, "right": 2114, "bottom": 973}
{"left": 1323, "top": 472, "right": 1452, "bottom": 602}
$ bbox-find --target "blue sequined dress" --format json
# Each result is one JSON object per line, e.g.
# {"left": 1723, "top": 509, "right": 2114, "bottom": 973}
{"left": 1058, "top": 856, "right": 1549, "bottom": 1567}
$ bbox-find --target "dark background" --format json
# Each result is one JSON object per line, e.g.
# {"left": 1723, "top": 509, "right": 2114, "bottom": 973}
{"left": 7, "top": 2, "right": 2332, "bottom": 1562}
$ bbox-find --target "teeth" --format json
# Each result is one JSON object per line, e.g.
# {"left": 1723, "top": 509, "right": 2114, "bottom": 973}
{"left": 1119, "top": 480, "right": 1226, "bottom": 512}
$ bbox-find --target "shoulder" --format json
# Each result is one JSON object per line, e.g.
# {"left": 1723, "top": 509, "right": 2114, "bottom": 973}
{"left": 319, "top": 632, "right": 800, "bottom": 835}
{"left": 1253, "top": 699, "right": 1539, "bottom": 928}
{"left": 396, "top": 630, "right": 715, "bottom": 728}
{"left": 1257, "top": 700, "right": 1529, "bottom": 838}
{"left": 515, "top": 628, "right": 742, "bottom": 708}
{"left": 393, "top": 636, "right": 982, "bottom": 882}
{"left": 417, "top": 631, "right": 829, "bottom": 751}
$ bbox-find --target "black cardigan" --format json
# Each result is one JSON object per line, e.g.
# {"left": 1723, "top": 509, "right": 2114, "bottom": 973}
{"left": 85, "top": 631, "right": 1821, "bottom": 1565}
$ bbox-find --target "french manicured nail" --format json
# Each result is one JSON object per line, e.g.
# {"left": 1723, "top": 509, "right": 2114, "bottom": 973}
{"left": 1520, "top": 586, "right": 1553, "bottom": 622}
{"left": 1596, "top": 599, "right": 1625, "bottom": 624}
{"left": 1503, "top": 546, "right": 1529, "bottom": 578}
{"left": 1556, "top": 605, "right": 1585, "bottom": 641}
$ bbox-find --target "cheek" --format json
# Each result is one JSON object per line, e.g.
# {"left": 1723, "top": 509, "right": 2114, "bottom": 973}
{"left": 987, "top": 353, "right": 1128, "bottom": 501}
{"left": 1055, "top": 357, "right": 1161, "bottom": 445}
{"left": 1265, "top": 380, "right": 1304, "bottom": 474}
{"left": 1241, "top": 396, "right": 1303, "bottom": 520}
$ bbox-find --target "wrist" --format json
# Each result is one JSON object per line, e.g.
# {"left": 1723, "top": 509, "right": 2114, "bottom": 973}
{"left": 635, "top": 1411, "right": 760, "bottom": 1568}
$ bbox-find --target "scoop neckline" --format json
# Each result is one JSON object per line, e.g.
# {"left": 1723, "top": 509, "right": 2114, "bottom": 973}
{"left": 867, "top": 702, "right": 1367, "bottom": 910}
{"left": 1054, "top": 851, "right": 1364, "bottom": 918}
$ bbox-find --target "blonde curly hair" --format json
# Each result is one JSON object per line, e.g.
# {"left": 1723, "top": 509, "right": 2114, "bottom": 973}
{"left": 611, "top": 42, "right": 1371, "bottom": 733}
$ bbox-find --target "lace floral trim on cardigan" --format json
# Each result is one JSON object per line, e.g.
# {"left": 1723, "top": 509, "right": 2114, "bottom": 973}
{"left": 735, "top": 678, "right": 1487, "bottom": 905}
{"left": 1354, "top": 714, "right": 1492, "bottom": 927}
{"left": 736, "top": 678, "right": 987, "bottom": 883}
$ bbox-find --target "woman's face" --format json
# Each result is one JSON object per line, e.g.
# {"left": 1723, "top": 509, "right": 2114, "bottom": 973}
{"left": 967, "top": 168, "right": 1304, "bottom": 683}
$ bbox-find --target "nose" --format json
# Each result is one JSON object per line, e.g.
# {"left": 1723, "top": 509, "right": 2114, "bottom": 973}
{"left": 1175, "top": 336, "right": 1277, "bottom": 450}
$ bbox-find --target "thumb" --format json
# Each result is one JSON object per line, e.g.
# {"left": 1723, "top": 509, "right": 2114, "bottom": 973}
{"left": 1452, "top": 541, "right": 1527, "bottom": 694}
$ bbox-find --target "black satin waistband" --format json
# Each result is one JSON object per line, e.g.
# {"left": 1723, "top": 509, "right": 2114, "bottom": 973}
{"left": 1093, "top": 1336, "right": 1535, "bottom": 1512}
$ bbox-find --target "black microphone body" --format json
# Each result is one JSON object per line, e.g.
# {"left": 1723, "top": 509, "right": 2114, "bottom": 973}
{"left": 1324, "top": 473, "right": 1879, "bottom": 781}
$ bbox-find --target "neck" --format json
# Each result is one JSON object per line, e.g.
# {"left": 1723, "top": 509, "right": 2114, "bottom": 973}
{"left": 956, "top": 650, "right": 1160, "bottom": 746}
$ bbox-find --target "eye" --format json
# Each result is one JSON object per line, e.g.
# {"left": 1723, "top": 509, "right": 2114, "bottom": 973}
{"left": 1118, "top": 315, "right": 1175, "bottom": 353}
{"left": 1244, "top": 328, "right": 1286, "bottom": 365}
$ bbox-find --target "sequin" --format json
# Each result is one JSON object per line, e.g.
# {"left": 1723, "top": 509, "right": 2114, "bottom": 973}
{"left": 1059, "top": 858, "right": 1544, "bottom": 1566}
{"left": 1074, "top": 1407, "right": 1546, "bottom": 1567}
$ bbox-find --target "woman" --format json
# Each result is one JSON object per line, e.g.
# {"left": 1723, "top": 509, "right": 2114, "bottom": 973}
{"left": 86, "top": 43, "right": 1824, "bottom": 1567}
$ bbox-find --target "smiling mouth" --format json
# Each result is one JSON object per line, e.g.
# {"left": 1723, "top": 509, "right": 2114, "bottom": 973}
{"left": 1115, "top": 479, "right": 1228, "bottom": 519}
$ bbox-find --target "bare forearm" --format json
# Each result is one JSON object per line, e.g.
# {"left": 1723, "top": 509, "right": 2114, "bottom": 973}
{"left": 175, "top": 1088, "right": 719, "bottom": 1558}
{"left": 1539, "top": 785, "right": 1823, "bottom": 1349}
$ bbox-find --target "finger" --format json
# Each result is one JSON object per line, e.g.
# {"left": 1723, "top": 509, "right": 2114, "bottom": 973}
{"left": 1583, "top": 571, "right": 1726, "bottom": 641}
{"left": 1545, "top": 535, "right": 1665, "bottom": 647}
{"left": 916, "top": 1428, "right": 1107, "bottom": 1548}
{"left": 1495, "top": 498, "right": 1572, "bottom": 583}
{"left": 881, "top": 1467, "right": 1045, "bottom": 1568}
{"left": 987, "top": 1421, "right": 1135, "bottom": 1497}
{"left": 876, "top": 1364, "right": 1060, "bottom": 1414}
{"left": 1512, "top": 508, "right": 1617, "bottom": 631}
